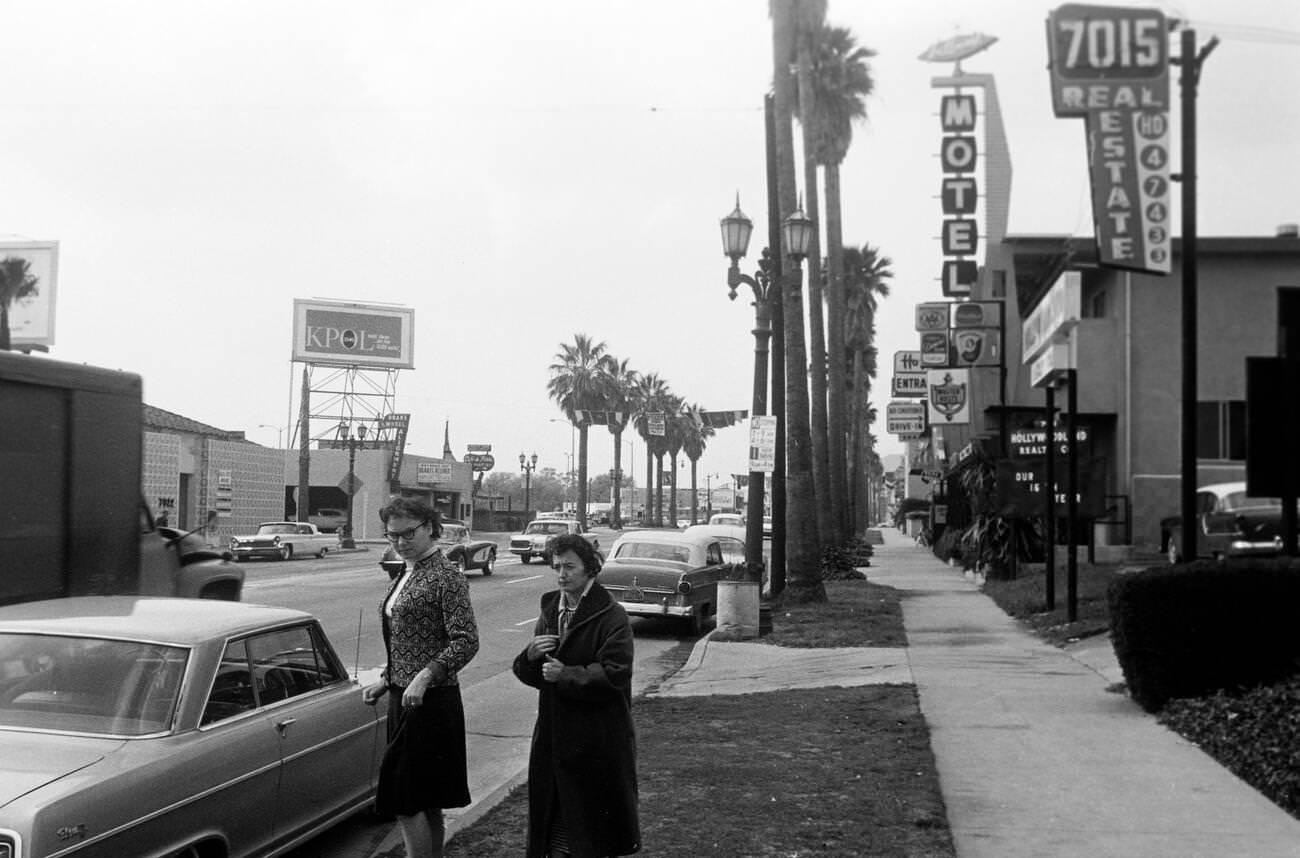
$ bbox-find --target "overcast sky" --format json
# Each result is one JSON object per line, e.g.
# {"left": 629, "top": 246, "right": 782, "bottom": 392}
{"left": 3, "top": 0, "right": 1297, "bottom": 490}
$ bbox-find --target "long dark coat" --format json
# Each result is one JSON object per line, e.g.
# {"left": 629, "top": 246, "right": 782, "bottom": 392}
{"left": 512, "top": 583, "right": 641, "bottom": 857}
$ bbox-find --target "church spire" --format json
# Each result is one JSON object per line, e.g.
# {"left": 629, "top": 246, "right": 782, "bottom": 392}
{"left": 442, "top": 419, "right": 455, "bottom": 460}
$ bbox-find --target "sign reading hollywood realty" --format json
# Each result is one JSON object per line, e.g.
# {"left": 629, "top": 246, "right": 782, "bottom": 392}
{"left": 1047, "top": 4, "right": 1171, "bottom": 274}
{"left": 292, "top": 299, "right": 415, "bottom": 369}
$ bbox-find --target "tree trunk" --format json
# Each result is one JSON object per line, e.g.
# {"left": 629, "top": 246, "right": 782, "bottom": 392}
{"left": 644, "top": 441, "right": 653, "bottom": 526}
{"left": 824, "top": 163, "right": 850, "bottom": 540}
{"left": 773, "top": 0, "right": 825, "bottom": 603}
{"left": 668, "top": 454, "right": 679, "bottom": 526}
{"left": 689, "top": 459, "right": 699, "bottom": 523}
{"left": 654, "top": 453, "right": 664, "bottom": 526}
{"left": 0, "top": 305, "right": 10, "bottom": 350}
{"left": 796, "top": 41, "right": 833, "bottom": 548}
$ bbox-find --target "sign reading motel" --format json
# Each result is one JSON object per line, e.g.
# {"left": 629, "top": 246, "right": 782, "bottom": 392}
{"left": 292, "top": 299, "right": 415, "bottom": 369}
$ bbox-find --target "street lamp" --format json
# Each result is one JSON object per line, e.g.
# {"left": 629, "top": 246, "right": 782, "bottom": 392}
{"left": 258, "top": 423, "right": 286, "bottom": 448}
{"left": 338, "top": 422, "right": 367, "bottom": 549}
{"left": 721, "top": 194, "right": 813, "bottom": 577}
{"left": 520, "top": 452, "right": 538, "bottom": 514}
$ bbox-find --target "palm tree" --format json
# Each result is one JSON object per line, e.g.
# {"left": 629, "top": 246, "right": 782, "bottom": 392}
{"left": 547, "top": 334, "right": 608, "bottom": 526}
{"left": 844, "top": 244, "right": 892, "bottom": 529}
{"left": 772, "top": 0, "right": 825, "bottom": 603}
{"left": 680, "top": 404, "right": 715, "bottom": 524}
{"left": 0, "top": 257, "right": 40, "bottom": 351}
{"left": 809, "top": 23, "right": 876, "bottom": 541}
{"left": 792, "top": 0, "right": 832, "bottom": 547}
{"left": 600, "top": 356, "right": 638, "bottom": 529}
{"left": 665, "top": 399, "right": 686, "bottom": 527}
{"left": 631, "top": 372, "right": 670, "bottom": 526}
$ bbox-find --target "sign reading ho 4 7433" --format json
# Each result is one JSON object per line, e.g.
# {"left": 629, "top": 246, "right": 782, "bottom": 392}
{"left": 1047, "top": 4, "right": 1171, "bottom": 275}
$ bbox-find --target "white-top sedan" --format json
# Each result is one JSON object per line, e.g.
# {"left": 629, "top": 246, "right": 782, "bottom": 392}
{"left": 0, "top": 597, "right": 384, "bottom": 858}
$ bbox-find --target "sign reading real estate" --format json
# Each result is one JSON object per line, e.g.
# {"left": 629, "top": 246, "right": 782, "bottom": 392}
{"left": 1047, "top": 4, "right": 1171, "bottom": 274}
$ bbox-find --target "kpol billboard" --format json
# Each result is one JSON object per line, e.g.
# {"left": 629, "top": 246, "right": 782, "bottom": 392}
{"left": 1, "top": 240, "right": 59, "bottom": 349}
{"left": 292, "top": 299, "right": 415, "bottom": 369}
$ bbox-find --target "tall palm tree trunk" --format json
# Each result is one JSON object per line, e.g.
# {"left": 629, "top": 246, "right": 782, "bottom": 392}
{"left": 773, "top": 0, "right": 825, "bottom": 603}
{"left": 577, "top": 424, "right": 589, "bottom": 524}
{"left": 0, "top": 306, "right": 11, "bottom": 351}
{"left": 668, "top": 454, "right": 679, "bottom": 525}
{"left": 824, "top": 163, "right": 850, "bottom": 539}
{"left": 644, "top": 443, "right": 653, "bottom": 526}
{"left": 797, "top": 34, "right": 834, "bottom": 548}
{"left": 654, "top": 454, "right": 664, "bottom": 526}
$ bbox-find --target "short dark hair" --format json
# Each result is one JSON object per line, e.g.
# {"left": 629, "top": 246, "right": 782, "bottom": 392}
{"left": 378, "top": 496, "right": 442, "bottom": 538}
{"left": 548, "top": 532, "right": 603, "bottom": 575}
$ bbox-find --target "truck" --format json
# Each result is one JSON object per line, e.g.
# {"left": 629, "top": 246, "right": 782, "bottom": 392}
{"left": 0, "top": 350, "right": 244, "bottom": 606}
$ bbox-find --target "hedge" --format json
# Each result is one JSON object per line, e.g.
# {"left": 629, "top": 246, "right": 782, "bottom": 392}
{"left": 1107, "top": 558, "right": 1300, "bottom": 713}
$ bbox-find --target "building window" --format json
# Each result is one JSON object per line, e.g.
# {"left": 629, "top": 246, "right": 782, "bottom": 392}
{"left": 1197, "top": 400, "right": 1245, "bottom": 460}
{"left": 1088, "top": 288, "right": 1107, "bottom": 318}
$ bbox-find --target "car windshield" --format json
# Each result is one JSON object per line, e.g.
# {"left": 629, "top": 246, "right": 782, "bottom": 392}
{"left": 440, "top": 526, "right": 468, "bottom": 541}
{"left": 0, "top": 633, "right": 189, "bottom": 736}
{"left": 525, "top": 522, "right": 569, "bottom": 535}
{"left": 614, "top": 541, "right": 691, "bottom": 564}
{"left": 257, "top": 524, "right": 297, "bottom": 535}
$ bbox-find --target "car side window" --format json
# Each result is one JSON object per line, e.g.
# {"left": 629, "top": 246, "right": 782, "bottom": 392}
{"left": 202, "top": 638, "right": 255, "bottom": 725}
{"left": 705, "top": 542, "right": 724, "bottom": 566}
{"left": 1198, "top": 492, "right": 1217, "bottom": 514}
{"left": 247, "top": 625, "right": 344, "bottom": 704}
{"left": 719, "top": 538, "right": 745, "bottom": 565}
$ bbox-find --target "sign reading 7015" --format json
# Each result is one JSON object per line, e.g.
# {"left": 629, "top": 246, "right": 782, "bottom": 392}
{"left": 1048, "top": 4, "right": 1166, "bottom": 80}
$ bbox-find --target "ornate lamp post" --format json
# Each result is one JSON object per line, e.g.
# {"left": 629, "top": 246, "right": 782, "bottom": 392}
{"left": 338, "top": 422, "right": 367, "bottom": 549}
{"left": 720, "top": 195, "right": 813, "bottom": 577}
{"left": 519, "top": 452, "right": 538, "bottom": 514}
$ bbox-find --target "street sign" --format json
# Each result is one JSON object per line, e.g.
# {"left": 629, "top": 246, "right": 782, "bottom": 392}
{"left": 466, "top": 443, "right": 492, "bottom": 452}
{"left": 893, "top": 350, "right": 923, "bottom": 373}
{"left": 886, "top": 401, "right": 927, "bottom": 436}
{"left": 749, "top": 416, "right": 778, "bottom": 473}
{"left": 892, "top": 372, "right": 927, "bottom": 397}
{"left": 338, "top": 473, "right": 364, "bottom": 495}
{"left": 463, "top": 452, "right": 495, "bottom": 472}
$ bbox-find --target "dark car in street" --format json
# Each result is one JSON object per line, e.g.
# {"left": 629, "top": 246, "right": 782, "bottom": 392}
{"left": 437, "top": 522, "right": 498, "bottom": 576}
{"left": 1160, "top": 481, "right": 1286, "bottom": 563}
{"left": 599, "top": 530, "right": 746, "bottom": 634}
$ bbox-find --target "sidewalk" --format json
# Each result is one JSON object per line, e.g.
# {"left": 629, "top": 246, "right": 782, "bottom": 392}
{"left": 655, "top": 527, "right": 1300, "bottom": 858}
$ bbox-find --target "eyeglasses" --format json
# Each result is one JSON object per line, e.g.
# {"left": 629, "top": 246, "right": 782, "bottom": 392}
{"left": 384, "top": 522, "right": 427, "bottom": 542}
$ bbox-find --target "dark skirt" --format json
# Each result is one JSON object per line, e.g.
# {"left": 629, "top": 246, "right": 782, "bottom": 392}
{"left": 376, "top": 684, "right": 471, "bottom": 816}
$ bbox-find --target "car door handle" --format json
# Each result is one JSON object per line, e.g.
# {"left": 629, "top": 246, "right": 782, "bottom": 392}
{"left": 276, "top": 717, "right": 297, "bottom": 735}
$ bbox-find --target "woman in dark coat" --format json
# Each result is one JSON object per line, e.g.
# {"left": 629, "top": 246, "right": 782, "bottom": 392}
{"left": 512, "top": 532, "right": 640, "bottom": 858}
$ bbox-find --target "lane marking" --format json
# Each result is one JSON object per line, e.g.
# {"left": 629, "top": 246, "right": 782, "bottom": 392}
{"left": 507, "top": 575, "right": 543, "bottom": 584}
{"left": 514, "top": 618, "right": 539, "bottom": 627}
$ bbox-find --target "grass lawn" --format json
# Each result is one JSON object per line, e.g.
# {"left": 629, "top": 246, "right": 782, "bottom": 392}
{"left": 444, "top": 578, "right": 956, "bottom": 857}
{"left": 980, "top": 559, "right": 1130, "bottom": 646}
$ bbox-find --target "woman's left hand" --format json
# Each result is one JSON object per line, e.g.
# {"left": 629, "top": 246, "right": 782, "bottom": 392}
{"left": 541, "top": 655, "right": 565, "bottom": 683}
{"left": 403, "top": 665, "right": 442, "bottom": 708}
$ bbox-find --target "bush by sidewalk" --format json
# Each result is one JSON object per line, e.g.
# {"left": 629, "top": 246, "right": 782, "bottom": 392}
{"left": 444, "top": 579, "right": 957, "bottom": 857}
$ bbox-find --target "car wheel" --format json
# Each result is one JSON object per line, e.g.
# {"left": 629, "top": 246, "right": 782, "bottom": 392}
{"left": 280, "top": 545, "right": 293, "bottom": 561}
{"left": 483, "top": 549, "right": 496, "bottom": 576}
{"left": 1165, "top": 531, "right": 1181, "bottom": 564}
{"left": 542, "top": 551, "right": 553, "bottom": 568}
{"left": 171, "top": 847, "right": 202, "bottom": 858}
{"left": 520, "top": 553, "right": 531, "bottom": 564}
{"left": 318, "top": 546, "right": 329, "bottom": 558}
{"left": 234, "top": 555, "right": 245, "bottom": 563}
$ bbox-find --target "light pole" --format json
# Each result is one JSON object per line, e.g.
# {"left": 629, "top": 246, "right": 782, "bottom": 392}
{"left": 258, "top": 423, "right": 286, "bottom": 447}
{"left": 520, "top": 452, "right": 538, "bottom": 514}
{"left": 338, "top": 422, "right": 367, "bottom": 549}
{"left": 720, "top": 194, "right": 813, "bottom": 577}
{"left": 705, "top": 472, "right": 719, "bottom": 521}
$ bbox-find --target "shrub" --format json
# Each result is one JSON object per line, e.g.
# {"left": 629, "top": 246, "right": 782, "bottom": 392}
{"left": 1108, "top": 558, "right": 1300, "bottom": 712}
{"left": 820, "top": 545, "right": 867, "bottom": 581}
{"left": 931, "top": 527, "right": 964, "bottom": 565}
{"left": 1159, "top": 676, "right": 1300, "bottom": 818}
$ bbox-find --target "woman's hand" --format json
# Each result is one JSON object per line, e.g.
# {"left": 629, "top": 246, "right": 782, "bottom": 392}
{"left": 361, "top": 679, "right": 387, "bottom": 706}
{"left": 527, "top": 634, "right": 560, "bottom": 662}
{"left": 541, "top": 655, "right": 565, "bottom": 683}
{"left": 402, "top": 664, "right": 445, "bottom": 708}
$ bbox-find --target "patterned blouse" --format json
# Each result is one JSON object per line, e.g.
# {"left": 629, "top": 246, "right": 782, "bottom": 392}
{"left": 381, "top": 550, "right": 479, "bottom": 687}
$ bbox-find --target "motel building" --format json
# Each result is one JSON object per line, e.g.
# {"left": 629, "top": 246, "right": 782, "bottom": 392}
{"left": 920, "top": 227, "right": 1300, "bottom": 558}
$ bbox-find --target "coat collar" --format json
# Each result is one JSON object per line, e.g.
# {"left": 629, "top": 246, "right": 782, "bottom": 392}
{"left": 545, "top": 581, "right": 613, "bottom": 632}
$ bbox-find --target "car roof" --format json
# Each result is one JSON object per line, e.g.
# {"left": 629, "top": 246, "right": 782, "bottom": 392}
{"left": 0, "top": 597, "right": 314, "bottom": 645}
{"left": 611, "top": 529, "right": 719, "bottom": 549}
{"left": 683, "top": 524, "right": 748, "bottom": 541}
{"left": 1198, "top": 482, "right": 1246, "bottom": 494}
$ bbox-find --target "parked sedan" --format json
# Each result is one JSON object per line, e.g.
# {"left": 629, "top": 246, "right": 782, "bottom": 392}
{"left": 599, "top": 530, "right": 745, "bottom": 634}
{"left": 437, "top": 522, "right": 498, "bottom": 576}
{"left": 1160, "top": 481, "right": 1286, "bottom": 563}
{"left": 0, "top": 597, "right": 384, "bottom": 858}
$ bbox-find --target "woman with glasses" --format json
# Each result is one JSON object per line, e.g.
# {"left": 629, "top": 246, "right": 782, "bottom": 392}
{"left": 362, "top": 497, "right": 479, "bottom": 858}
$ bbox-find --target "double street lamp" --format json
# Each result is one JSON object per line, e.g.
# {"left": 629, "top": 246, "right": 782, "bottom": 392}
{"left": 519, "top": 452, "right": 538, "bottom": 513}
{"left": 719, "top": 194, "right": 814, "bottom": 578}
{"left": 337, "top": 422, "right": 368, "bottom": 549}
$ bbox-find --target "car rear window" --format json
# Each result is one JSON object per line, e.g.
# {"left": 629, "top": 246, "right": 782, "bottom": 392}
{"left": 614, "top": 542, "right": 691, "bottom": 563}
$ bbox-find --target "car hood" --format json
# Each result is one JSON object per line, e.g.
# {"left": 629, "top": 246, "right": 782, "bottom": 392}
{"left": 0, "top": 731, "right": 120, "bottom": 808}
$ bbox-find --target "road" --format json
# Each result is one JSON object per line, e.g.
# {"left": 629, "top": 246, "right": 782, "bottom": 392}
{"left": 235, "top": 529, "right": 699, "bottom": 857}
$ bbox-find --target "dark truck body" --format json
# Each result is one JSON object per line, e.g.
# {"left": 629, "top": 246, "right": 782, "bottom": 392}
{"left": 0, "top": 350, "right": 243, "bottom": 605}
